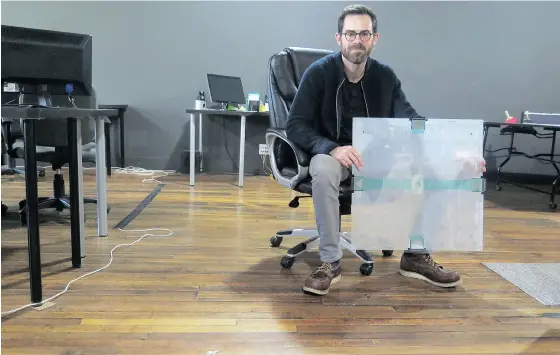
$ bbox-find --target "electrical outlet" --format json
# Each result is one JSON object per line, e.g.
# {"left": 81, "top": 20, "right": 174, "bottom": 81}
{"left": 259, "top": 144, "right": 268, "bottom": 155}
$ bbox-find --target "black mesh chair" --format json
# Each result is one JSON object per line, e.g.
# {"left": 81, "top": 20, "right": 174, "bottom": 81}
{"left": 9, "top": 88, "right": 109, "bottom": 224}
{"left": 265, "top": 47, "right": 393, "bottom": 276}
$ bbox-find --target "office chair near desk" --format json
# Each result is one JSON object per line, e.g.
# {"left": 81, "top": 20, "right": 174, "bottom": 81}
{"left": 2, "top": 118, "right": 47, "bottom": 178}
{"left": 11, "top": 89, "right": 110, "bottom": 224}
{"left": 265, "top": 47, "right": 393, "bottom": 276}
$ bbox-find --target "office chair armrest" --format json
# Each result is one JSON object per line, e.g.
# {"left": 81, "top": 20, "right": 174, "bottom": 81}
{"left": 265, "top": 128, "right": 310, "bottom": 190}
{"left": 266, "top": 128, "right": 310, "bottom": 166}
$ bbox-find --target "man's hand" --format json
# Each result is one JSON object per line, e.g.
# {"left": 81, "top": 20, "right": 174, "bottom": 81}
{"left": 455, "top": 152, "right": 486, "bottom": 173}
{"left": 330, "top": 146, "right": 363, "bottom": 170}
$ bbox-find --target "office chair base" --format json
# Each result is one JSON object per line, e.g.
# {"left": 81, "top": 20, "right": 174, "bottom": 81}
{"left": 18, "top": 197, "right": 110, "bottom": 225}
{"left": 271, "top": 229, "right": 393, "bottom": 276}
{"left": 1, "top": 167, "right": 46, "bottom": 177}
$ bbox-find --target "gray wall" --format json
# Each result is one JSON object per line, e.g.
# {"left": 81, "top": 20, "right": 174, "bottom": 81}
{"left": 3, "top": 1, "right": 559, "bottom": 176}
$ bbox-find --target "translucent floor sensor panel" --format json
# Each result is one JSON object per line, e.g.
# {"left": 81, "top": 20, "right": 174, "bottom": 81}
{"left": 351, "top": 117, "right": 485, "bottom": 252}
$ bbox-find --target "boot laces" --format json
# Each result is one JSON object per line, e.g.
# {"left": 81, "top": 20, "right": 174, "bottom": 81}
{"left": 313, "top": 263, "right": 333, "bottom": 275}
{"left": 424, "top": 254, "right": 443, "bottom": 269}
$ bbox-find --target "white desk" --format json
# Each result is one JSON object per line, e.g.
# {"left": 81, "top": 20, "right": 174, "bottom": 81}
{"left": 185, "top": 108, "right": 269, "bottom": 187}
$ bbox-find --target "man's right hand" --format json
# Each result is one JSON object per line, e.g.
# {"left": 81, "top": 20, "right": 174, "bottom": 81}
{"left": 329, "top": 146, "right": 363, "bottom": 170}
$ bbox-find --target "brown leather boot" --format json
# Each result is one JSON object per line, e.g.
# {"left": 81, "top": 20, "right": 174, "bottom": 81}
{"left": 302, "top": 262, "right": 341, "bottom": 296}
{"left": 399, "top": 253, "right": 461, "bottom": 288}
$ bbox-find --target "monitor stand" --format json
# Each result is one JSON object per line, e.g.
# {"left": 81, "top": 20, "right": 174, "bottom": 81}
{"left": 18, "top": 84, "right": 54, "bottom": 108}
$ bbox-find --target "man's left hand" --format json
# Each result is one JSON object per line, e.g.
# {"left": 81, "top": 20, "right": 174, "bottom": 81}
{"left": 455, "top": 152, "right": 486, "bottom": 173}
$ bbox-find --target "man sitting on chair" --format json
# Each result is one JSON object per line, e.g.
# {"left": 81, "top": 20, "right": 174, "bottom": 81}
{"left": 286, "top": 4, "right": 486, "bottom": 295}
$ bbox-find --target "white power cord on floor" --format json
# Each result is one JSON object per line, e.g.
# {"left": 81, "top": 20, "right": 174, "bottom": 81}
{"left": 1, "top": 227, "right": 173, "bottom": 318}
{"left": 113, "top": 166, "right": 176, "bottom": 184}
{"left": 13, "top": 165, "right": 176, "bottom": 185}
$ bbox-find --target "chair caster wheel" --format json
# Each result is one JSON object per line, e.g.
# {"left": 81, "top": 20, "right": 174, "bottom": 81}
{"left": 270, "top": 236, "right": 283, "bottom": 247}
{"left": 382, "top": 250, "right": 393, "bottom": 257}
{"left": 549, "top": 203, "right": 557, "bottom": 210}
{"left": 280, "top": 256, "right": 294, "bottom": 269}
{"left": 38, "top": 170, "right": 45, "bottom": 177}
{"left": 495, "top": 185, "right": 502, "bottom": 191}
{"left": 360, "top": 263, "right": 373, "bottom": 276}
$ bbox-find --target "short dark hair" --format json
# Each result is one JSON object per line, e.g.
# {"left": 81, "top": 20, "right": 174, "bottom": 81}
{"left": 338, "top": 4, "right": 377, "bottom": 34}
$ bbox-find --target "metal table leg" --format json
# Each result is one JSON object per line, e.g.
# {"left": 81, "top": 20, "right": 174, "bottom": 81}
{"left": 95, "top": 117, "right": 108, "bottom": 237}
{"left": 198, "top": 113, "right": 203, "bottom": 172}
{"left": 75, "top": 120, "right": 85, "bottom": 257}
{"left": 23, "top": 119, "right": 42, "bottom": 303}
{"left": 119, "top": 112, "right": 125, "bottom": 168}
{"left": 105, "top": 120, "right": 112, "bottom": 176}
{"left": 496, "top": 131, "right": 516, "bottom": 190}
{"left": 483, "top": 125, "right": 490, "bottom": 152}
{"left": 238, "top": 115, "right": 246, "bottom": 188}
{"left": 549, "top": 131, "right": 559, "bottom": 209}
{"left": 189, "top": 113, "right": 195, "bottom": 186}
{"left": 67, "top": 118, "right": 82, "bottom": 268}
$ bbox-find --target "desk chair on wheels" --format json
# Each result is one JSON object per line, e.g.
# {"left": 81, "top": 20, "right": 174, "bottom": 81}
{"left": 10, "top": 89, "right": 110, "bottom": 224}
{"left": 265, "top": 47, "right": 393, "bottom": 276}
{"left": 2, "top": 119, "right": 47, "bottom": 178}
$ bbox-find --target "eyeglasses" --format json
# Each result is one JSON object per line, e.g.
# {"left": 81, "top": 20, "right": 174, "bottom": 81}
{"left": 342, "top": 31, "right": 373, "bottom": 42}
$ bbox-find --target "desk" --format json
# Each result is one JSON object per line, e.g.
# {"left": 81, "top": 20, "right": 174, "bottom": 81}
{"left": 185, "top": 109, "right": 269, "bottom": 187}
{"left": 0, "top": 106, "right": 117, "bottom": 304}
{"left": 483, "top": 121, "right": 560, "bottom": 210}
{"left": 98, "top": 104, "right": 128, "bottom": 175}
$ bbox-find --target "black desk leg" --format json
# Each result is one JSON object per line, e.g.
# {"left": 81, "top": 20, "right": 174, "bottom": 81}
{"left": 552, "top": 174, "right": 560, "bottom": 209}
{"left": 67, "top": 118, "right": 82, "bottom": 268}
{"left": 119, "top": 113, "right": 125, "bottom": 168}
{"left": 550, "top": 131, "right": 559, "bottom": 209}
{"left": 105, "top": 121, "right": 112, "bottom": 176}
{"left": 23, "top": 120, "right": 42, "bottom": 304}
{"left": 483, "top": 126, "right": 490, "bottom": 153}
{"left": 496, "top": 131, "right": 516, "bottom": 190}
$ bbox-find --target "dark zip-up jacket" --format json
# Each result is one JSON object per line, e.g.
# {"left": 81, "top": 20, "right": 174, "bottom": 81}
{"left": 286, "top": 51, "right": 423, "bottom": 156}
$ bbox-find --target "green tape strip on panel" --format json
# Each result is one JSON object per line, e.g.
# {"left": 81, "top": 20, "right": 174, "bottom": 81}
{"left": 409, "top": 235, "right": 425, "bottom": 250}
{"left": 353, "top": 176, "right": 486, "bottom": 193}
{"left": 411, "top": 118, "right": 426, "bottom": 134}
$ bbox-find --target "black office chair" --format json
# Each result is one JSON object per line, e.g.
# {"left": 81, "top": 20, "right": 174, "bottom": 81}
{"left": 11, "top": 89, "right": 109, "bottom": 224}
{"left": 265, "top": 47, "right": 393, "bottom": 276}
{"left": 1, "top": 132, "right": 9, "bottom": 215}
{"left": 2, "top": 124, "right": 47, "bottom": 178}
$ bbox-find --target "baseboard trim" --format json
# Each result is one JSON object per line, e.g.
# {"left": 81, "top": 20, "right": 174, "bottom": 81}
{"left": 484, "top": 172, "right": 558, "bottom": 185}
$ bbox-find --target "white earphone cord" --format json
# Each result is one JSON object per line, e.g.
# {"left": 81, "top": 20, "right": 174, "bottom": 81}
{"left": 1, "top": 227, "right": 173, "bottom": 318}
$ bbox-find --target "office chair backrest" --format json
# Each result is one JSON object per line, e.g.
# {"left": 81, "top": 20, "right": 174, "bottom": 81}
{"left": 267, "top": 47, "right": 333, "bottom": 129}
{"left": 20, "top": 87, "right": 98, "bottom": 147}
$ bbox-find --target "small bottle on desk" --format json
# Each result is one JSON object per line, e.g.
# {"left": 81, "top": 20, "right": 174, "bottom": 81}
{"left": 195, "top": 91, "right": 206, "bottom": 110}
{"left": 260, "top": 95, "right": 269, "bottom": 112}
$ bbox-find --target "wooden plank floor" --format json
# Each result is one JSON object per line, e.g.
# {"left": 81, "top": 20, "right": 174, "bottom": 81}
{"left": 2, "top": 169, "right": 559, "bottom": 355}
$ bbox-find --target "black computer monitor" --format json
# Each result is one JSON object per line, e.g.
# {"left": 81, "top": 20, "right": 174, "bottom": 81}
{"left": 206, "top": 74, "right": 246, "bottom": 108}
{"left": 1, "top": 25, "right": 93, "bottom": 105}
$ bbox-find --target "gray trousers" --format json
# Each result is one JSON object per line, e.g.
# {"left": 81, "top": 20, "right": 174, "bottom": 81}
{"left": 309, "top": 154, "right": 427, "bottom": 263}
{"left": 309, "top": 154, "right": 351, "bottom": 263}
